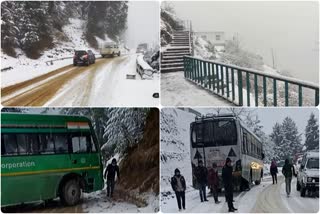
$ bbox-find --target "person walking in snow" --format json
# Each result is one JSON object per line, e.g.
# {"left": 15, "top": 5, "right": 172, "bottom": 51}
{"left": 208, "top": 162, "right": 221, "bottom": 204}
{"left": 222, "top": 158, "right": 237, "bottom": 212}
{"left": 195, "top": 160, "right": 208, "bottom": 202}
{"left": 270, "top": 159, "right": 278, "bottom": 184}
{"left": 171, "top": 168, "right": 186, "bottom": 211}
{"left": 282, "top": 158, "right": 297, "bottom": 197}
{"left": 104, "top": 158, "right": 120, "bottom": 198}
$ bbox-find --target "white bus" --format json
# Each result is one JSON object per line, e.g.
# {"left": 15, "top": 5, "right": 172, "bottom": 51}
{"left": 190, "top": 114, "right": 264, "bottom": 191}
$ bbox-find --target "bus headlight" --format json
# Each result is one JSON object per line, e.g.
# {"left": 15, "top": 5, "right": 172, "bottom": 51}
{"left": 192, "top": 129, "right": 196, "bottom": 143}
{"left": 307, "top": 177, "right": 312, "bottom": 182}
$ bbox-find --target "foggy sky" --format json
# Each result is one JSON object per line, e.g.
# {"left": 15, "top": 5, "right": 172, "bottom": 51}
{"left": 168, "top": 1, "right": 319, "bottom": 83}
{"left": 124, "top": 1, "right": 159, "bottom": 49}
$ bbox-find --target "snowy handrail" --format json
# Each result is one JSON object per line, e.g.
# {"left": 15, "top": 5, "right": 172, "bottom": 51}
{"left": 184, "top": 56, "right": 319, "bottom": 107}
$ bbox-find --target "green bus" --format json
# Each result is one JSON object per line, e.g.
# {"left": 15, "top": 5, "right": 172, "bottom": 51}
{"left": 1, "top": 113, "right": 104, "bottom": 207}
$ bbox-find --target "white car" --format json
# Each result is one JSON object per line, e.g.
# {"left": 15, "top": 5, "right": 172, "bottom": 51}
{"left": 297, "top": 150, "right": 319, "bottom": 197}
{"left": 100, "top": 42, "right": 121, "bottom": 57}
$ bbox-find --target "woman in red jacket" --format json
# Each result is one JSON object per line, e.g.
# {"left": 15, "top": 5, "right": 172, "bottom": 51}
{"left": 208, "top": 163, "right": 221, "bottom": 204}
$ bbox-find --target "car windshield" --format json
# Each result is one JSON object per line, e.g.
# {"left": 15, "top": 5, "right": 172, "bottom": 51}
{"left": 306, "top": 158, "right": 319, "bottom": 169}
{"left": 75, "top": 51, "right": 87, "bottom": 56}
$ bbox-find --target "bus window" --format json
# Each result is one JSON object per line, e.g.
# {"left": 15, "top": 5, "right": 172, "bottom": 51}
{"left": 28, "top": 134, "right": 40, "bottom": 154}
{"left": 16, "top": 134, "right": 28, "bottom": 155}
{"left": 1, "top": 134, "right": 18, "bottom": 156}
{"left": 242, "top": 132, "right": 247, "bottom": 154}
{"left": 54, "top": 135, "right": 68, "bottom": 154}
{"left": 39, "top": 134, "right": 55, "bottom": 154}
{"left": 71, "top": 135, "right": 90, "bottom": 153}
{"left": 91, "top": 137, "right": 97, "bottom": 152}
{"left": 214, "top": 120, "right": 237, "bottom": 146}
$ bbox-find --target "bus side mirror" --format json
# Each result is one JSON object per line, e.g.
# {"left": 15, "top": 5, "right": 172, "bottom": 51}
{"left": 262, "top": 153, "right": 265, "bottom": 159}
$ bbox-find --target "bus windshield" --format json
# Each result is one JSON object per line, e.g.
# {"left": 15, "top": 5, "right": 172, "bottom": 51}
{"left": 191, "top": 119, "right": 237, "bottom": 147}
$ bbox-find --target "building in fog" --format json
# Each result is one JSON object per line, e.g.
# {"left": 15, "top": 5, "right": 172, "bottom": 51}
{"left": 194, "top": 31, "right": 225, "bottom": 52}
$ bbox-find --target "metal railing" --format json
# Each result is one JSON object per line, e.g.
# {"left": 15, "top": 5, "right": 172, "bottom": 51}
{"left": 183, "top": 56, "right": 319, "bottom": 106}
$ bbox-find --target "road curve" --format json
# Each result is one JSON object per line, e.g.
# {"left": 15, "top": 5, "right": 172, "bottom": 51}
{"left": 1, "top": 58, "right": 112, "bottom": 106}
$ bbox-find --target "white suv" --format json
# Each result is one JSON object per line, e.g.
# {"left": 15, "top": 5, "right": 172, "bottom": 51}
{"left": 297, "top": 150, "right": 319, "bottom": 197}
{"left": 100, "top": 42, "right": 121, "bottom": 58}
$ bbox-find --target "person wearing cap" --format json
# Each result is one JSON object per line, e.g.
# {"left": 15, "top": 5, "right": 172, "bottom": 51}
{"left": 208, "top": 162, "right": 221, "bottom": 204}
{"left": 195, "top": 160, "right": 208, "bottom": 202}
{"left": 171, "top": 168, "right": 186, "bottom": 211}
{"left": 104, "top": 158, "right": 120, "bottom": 197}
{"left": 222, "top": 158, "right": 237, "bottom": 212}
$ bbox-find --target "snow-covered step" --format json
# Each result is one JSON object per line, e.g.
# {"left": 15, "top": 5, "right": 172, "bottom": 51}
{"left": 162, "top": 52, "right": 190, "bottom": 57}
{"left": 161, "top": 59, "right": 184, "bottom": 64}
{"left": 161, "top": 66, "right": 184, "bottom": 73}
{"left": 166, "top": 47, "right": 190, "bottom": 51}
{"left": 162, "top": 55, "right": 185, "bottom": 60}
{"left": 161, "top": 62, "right": 184, "bottom": 68}
{"left": 163, "top": 50, "right": 190, "bottom": 54}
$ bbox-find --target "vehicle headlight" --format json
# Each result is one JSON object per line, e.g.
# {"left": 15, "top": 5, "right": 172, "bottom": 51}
{"left": 307, "top": 177, "right": 312, "bottom": 182}
{"left": 312, "top": 179, "right": 316, "bottom": 183}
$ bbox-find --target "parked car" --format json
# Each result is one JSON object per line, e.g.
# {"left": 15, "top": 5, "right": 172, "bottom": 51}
{"left": 100, "top": 42, "right": 120, "bottom": 57}
{"left": 297, "top": 150, "right": 319, "bottom": 197}
{"left": 73, "top": 50, "right": 95, "bottom": 66}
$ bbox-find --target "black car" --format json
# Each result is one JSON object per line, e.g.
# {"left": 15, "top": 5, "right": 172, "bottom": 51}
{"left": 73, "top": 50, "right": 95, "bottom": 66}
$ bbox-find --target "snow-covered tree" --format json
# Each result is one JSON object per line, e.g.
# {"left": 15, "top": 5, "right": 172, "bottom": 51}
{"left": 305, "top": 113, "right": 319, "bottom": 151}
{"left": 103, "top": 108, "right": 149, "bottom": 154}
{"left": 270, "top": 117, "right": 302, "bottom": 161}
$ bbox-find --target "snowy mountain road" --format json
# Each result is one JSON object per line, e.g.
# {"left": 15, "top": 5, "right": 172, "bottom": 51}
{"left": 1, "top": 54, "right": 159, "bottom": 106}
{"left": 251, "top": 177, "right": 318, "bottom": 213}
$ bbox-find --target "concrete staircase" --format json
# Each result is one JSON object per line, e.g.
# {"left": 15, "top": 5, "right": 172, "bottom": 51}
{"left": 161, "top": 30, "right": 191, "bottom": 73}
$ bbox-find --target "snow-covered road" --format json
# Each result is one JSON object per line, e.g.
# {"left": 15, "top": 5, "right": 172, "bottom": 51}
{"left": 1, "top": 54, "right": 159, "bottom": 106}
{"left": 161, "top": 176, "right": 319, "bottom": 213}
{"left": 161, "top": 72, "right": 232, "bottom": 106}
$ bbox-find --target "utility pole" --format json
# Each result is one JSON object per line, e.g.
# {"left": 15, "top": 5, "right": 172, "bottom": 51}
{"left": 271, "top": 48, "right": 276, "bottom": 69}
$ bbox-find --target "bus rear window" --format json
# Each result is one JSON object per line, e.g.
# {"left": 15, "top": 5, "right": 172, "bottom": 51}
{"left": 191, "top": 120, "right": 237, "bottom": 147}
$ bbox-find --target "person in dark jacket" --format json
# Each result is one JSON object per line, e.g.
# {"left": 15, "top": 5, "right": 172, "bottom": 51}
{"left": 270, "top": 159, "right": 278, "bottom": 184}
{"left": 104, "top": 158, "right": 120, "bottom": 197}
{"left": 208, "top": 162, "right": 221, "bottom": 204}
{"left": 171, "top": 168, "right": 186, "bottom": 211}
{"left": 195, "top": 160, "right": 208, "bottom": 202}
{"left": 222, "top": 158, "right": 237, "bottom": 212}
{"left": 282, "top": 158, "right": 297, "bottom": 197}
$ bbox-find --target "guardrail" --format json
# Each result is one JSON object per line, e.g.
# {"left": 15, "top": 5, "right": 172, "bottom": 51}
{"left": 184, "top": 56, "right": 319, "bottom": 106}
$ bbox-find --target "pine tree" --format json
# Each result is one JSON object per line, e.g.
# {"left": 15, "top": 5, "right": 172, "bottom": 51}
{"left": 305, "top": 113, "right": 319, "bottom": 151}
{"left": 270, "top": 122, "right": 284, "bottom": 161}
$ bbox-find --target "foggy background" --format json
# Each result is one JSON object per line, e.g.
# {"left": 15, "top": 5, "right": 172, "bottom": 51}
{"left": 168, "top": 1, "right": 319, "bottom": 83}
{"left": 124, "top": 1, "right": 159, "bottom": 50}
{"left": 197, "top": 107, "right": 318, "bottom": 142}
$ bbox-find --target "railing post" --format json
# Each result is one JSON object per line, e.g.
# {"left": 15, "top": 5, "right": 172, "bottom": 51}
{"left": 183, "top": 57, "right": 186, "bottom": 78}
{"left": 263, "top": 76, "right": 267, "bottom": 106}
{"left": 273, "top": 79, "right": 277, "bottom": 106}
{"left": 298, "top": 85, "right": 302, "bottom": 106}
{"left": 196, "top": 59, "right": 200, "bottom": 83}
{"left": 254, "top": 74, "right": 258, "bottom": 106}
{"left": 208, "top": 62, "right": 212, "bottom": 90}
{"left": 221, "top": 66, "right": 224, "bottom": 96}
{"left": 238, "top": 70, "right": 243, "bottom": 106}
{"left": 200, "top": 61, "right": 204, "bottom": 86}
{"left": 226, "top": 67, "right": 230, "bottom": 98}
{"left": 246, "top": 72, "right": 250, "bottom": 106}
{"left": 315, "top": 89, "right": 319, "bottom": 106}
{"left": 212, "top": 63, "right": 216, "bottom": 91}
{"left": 216, "top": 64, "right": 220, "bottom": 93}
{"left": 232, "top": 68, "right": 235, "bottom": 101}
{"left": 285, "top": 82, "right": 289, "bottom": 106}
{"left": 204, "top": 61, "right": 208, "bottom": 88}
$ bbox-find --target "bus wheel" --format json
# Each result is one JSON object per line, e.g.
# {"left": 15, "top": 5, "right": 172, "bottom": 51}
{"left": 255, "top": 179, "right": 261, "bottom": 185}
{"left": 61, "top": 179, "right": 81, "bottom": 206}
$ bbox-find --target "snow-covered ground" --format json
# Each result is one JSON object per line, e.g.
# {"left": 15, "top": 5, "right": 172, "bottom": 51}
{"left": 161, "top": 72, "right": 232, "bottom": 106}
{"left": 82, "top": 190, "right": 158, "bottom": 213}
